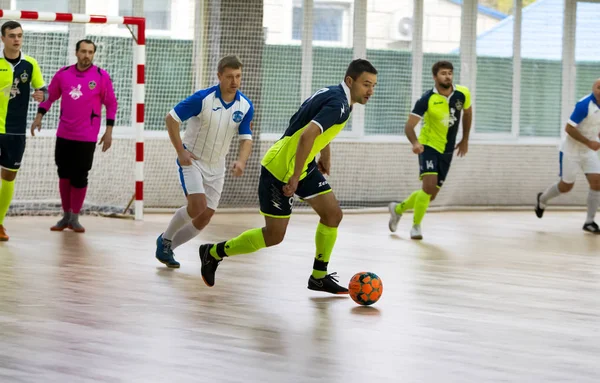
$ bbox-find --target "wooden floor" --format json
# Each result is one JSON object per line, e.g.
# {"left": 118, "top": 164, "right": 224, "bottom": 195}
{"left": 1, "top": 210, "right": 600, "bottom": 382}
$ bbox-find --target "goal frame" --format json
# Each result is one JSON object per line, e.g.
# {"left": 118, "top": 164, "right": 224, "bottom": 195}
{"left": 0, "top": 9, "right": 146, "bottom": 220}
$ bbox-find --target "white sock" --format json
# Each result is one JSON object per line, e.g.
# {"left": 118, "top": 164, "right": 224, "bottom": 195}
{"left": 586, "top": 190, "right": 600, "bottom": 224}
{"left": 539, "top": 182, "right": 561, "bottom": 208}
{"left": 163, "top": 206, "right": 193, "bottom": 240}
{"left": 171, "top": 222, "right": 201, "bottom": 250}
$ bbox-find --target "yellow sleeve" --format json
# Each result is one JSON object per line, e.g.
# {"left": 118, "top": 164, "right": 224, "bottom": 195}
{"left": 28, "top": 57, "right": 45, "bottom": 89}
{"left": 461, "top": 86, "right": 472, "bottom": 110}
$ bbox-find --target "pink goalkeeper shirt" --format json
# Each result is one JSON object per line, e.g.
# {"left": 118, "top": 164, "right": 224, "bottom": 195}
{"left": 39, "top": 64, "right": 117, "bottom": 142}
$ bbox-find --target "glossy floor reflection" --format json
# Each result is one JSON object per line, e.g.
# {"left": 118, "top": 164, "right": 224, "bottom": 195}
{"left": 1, "top": 211, "right": 599, "bottom": 382}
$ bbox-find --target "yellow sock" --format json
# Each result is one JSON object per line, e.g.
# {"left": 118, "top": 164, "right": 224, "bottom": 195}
{"left": 0, "top": 178, "right": 15, "bottom": 225}
{"left": 396, "top": 190, "right": 420, "bottom": 214}
{"left": 210, "top": 227, "right": 266, "bottom": 260}
{"left": 312, "top": 223, "right": 338, "bottom": 279}
{"left": 413, "top": 190, "right": 431, "bottom": 225}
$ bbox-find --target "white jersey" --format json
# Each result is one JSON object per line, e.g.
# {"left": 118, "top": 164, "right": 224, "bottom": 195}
{"left": 561, "top": 93, "right": 600, "bottom": 155}
{"left": 169, "top": 84, "right": 254, "bottom": 174}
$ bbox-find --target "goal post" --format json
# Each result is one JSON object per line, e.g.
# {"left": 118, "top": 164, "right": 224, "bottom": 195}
{"left": 0, "top": 9, "right": 145, "bottom": 220}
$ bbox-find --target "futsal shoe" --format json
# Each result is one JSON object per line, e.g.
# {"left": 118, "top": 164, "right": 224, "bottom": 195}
{"left": 155, "top": 234, "right": 180, "bottom": 268}
{"left": 51, "top": 213, "right": 71, "bottom": 231}
{"left": 67, "top": 214, "right": 85, "bottom": 233}
{"left": 388, "top": 202, "right": 402, "bottom": 232}
{"left": 0, "top": 225, "right": 8, "bottom": 241}
{"left": 410, "top": 224, "right": 423, "bottom": 240}
{"left": 535, "top": 192, "right": 545, "bottom": 218}
{"left": 307, "top": 272, "right": 349, "bottom": 294}
{"left": 583, "top": 222, "right": 600, "bottom": 234}
{"left": 199, "top": 243, "right": 221, "bottom": 287}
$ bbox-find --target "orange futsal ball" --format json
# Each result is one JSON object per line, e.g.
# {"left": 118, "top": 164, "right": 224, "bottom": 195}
{"left": 349, "top": 272, "right": 383, "bottom": 306}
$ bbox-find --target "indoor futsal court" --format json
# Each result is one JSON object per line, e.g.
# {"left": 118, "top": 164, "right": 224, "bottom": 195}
{"left": 3, "top": 0, "right": 600, "bottom": 382}
{"left": 2, "top": 211, "right": 600, "bottom": 382}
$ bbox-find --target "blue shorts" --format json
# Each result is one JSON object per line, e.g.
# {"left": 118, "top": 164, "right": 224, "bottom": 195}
{"left": 0, "top": 134, "right": 26, "bottom": 171}
{"left": 258, "top": 165, "right": 332, "bottom": 218}
{"left": 418, "top": 145, "right": 453, "bottom": 188}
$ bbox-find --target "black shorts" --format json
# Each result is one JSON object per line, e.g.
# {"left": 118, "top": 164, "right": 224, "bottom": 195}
{"left": 0, "top": 134, "right": 26, "bottom": 171}
{"left": 55, "top": 137, "right": 96, "bottom": 180}
{"left": 258, "top": 165, "right": 332, "bottom": 218}
{"left": 419, "top": 145, "right": 453, "bottom": 188}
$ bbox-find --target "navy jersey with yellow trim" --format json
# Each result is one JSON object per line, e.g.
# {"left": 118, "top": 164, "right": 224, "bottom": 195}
{"left": 0, "top": 53, "right": 45, "bottom": 134}
{"left": 261, "top": 83, "right": 352, "bottom": 182}
{"left": 411, "top": 85, "right": 471, "bottom": 154}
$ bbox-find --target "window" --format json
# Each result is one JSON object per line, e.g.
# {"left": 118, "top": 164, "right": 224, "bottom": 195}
{"left": 14, "top": 0, "right": 69, "bottom": 12}
{"left": 292, "top": 3, "right": 348, "bottom": 43}
{"left": 119, "top": 0, "right": 171, "bottom": 31}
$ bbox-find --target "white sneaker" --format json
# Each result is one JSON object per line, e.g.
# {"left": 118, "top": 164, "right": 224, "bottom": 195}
{"left": 410, "top": 224, "right": 423, "bottom": 240}
{"left": 388, "top": 202, "right": 402, "bottom": 232}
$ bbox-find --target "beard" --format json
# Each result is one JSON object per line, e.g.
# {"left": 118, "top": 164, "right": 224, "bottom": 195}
{"left": 438, "top": 82, "right": 452, "bottom": 89}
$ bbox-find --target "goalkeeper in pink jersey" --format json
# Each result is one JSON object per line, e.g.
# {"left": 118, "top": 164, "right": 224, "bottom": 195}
{"left": 31, "top": 39, "right": 117, "bottom": 233}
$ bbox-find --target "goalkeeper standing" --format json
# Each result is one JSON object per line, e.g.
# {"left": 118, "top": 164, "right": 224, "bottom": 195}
{"left": 31, "top": 39, "right": 117, "bottom": 233}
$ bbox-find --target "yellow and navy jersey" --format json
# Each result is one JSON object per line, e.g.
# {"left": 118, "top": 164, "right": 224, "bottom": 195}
{"left": 0, "top": 52, "right": 45, "bottom": 135}
{"left": 412, "top": 85, "right": 471, "bottom": 154}
{"left": 261, "top": 82, "right": 352, "bottom": 182}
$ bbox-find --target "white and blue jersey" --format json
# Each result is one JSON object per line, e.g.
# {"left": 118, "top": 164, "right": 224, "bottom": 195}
{"left": 562, "top": 93, "right": 600, "bottom": 155}
{"left": 169, "top": 84, "right": 253, "bottom": 174}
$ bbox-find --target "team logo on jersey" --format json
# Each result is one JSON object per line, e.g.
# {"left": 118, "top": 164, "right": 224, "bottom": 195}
{"left": 232, "top": 111, "right": 244, "bottom": 123}
{"left": 69, "top": 84, "right": 83, "bottom": 100}
{"left": 455, "top": 100, "right": 463, "bottom": 111}
{"left": 9, "top": 78, "right": 20, "bottom": 99}
{"left": 20, "top": 71, "right": 28, "bottom": 83}
{"left": 89, "top": 81, "right": 96, "bottom": 90}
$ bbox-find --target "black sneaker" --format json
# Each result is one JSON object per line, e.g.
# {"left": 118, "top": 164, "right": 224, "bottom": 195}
{"left": 307, "top": 272, "right": 349, "bottom": 295}
{"left": 535, "top": 192, "right": 545, "bottom": 219}
{"left": 583, "top": 222, "right": 600, "bottom": 234}
{"left": 199, "top": 243, "right": 221, "bottom": 287}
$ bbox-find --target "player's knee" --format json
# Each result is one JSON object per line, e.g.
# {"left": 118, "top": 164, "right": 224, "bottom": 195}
{"left": 70, "top": 172, "right": 89, "bottom": 188}
{"left": 422, "top": 185, "right": 436, "bottom": 196}
{"left": 1, "top": 169, "right": 16, "bottom": 182}
{"left": 264, "top": 227, "right": 286, "bottom": 247}
{"left": 559, "top": 181, "right": 574, "bottom": 193}
{"left": 321, "top": 207, "right": 343, "bottom": 227}
{"left": 187, "top": 196, "right": 207, "bottom": 217}
{"left": 192, "top": 209, "right": 214, "bottom": 230}
{"left": 57, "top": 167, "right": 70, "bottom": 180}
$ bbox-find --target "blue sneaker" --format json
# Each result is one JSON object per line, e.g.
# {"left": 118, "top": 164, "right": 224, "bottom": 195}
{"left": 155, "top": 234, "right": 180, "bottom": 268}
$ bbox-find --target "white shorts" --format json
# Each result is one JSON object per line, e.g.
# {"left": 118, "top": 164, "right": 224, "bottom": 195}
{"left": 177, "top": 159, "right": 225, "bottom": 210}
{"left": 560, "top": 151, "right": 600, "bottom": 184}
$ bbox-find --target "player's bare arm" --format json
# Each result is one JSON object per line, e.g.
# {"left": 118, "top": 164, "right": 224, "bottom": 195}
{"left": 456, "top": 106, "right": 472, "bottom": 157}
{"left": 404, "top": 114, "right": 424, "bottom": 154}
{"left": 565, "top": 123, "right": 600, "bottom": 151}
{"left": 318, "top": 144, "right": 331, "bottom": 175}
{"left": 231, "top": 139, "right": 252, "bottom": 177}
{"left": 166, "top": 113, "right": 197, "bottom": 165}
{"left": 283, "top": 122, "right": 321, "bottom": 196}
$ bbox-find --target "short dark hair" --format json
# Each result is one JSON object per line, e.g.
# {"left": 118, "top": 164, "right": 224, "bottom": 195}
{"left": 218, "top": 55, "right": 243, "bottom": 73}
{"left": 345, "top": 59, "right": 378, "bottom": 81}
{"left": 432, "top": 61, "right": 454, "bottom": 76}
{"left": 2, "top": 21, "right": 22, "bottom": 36}
{"left": 76, "top": 39, "right": 96, "bottom": 53}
